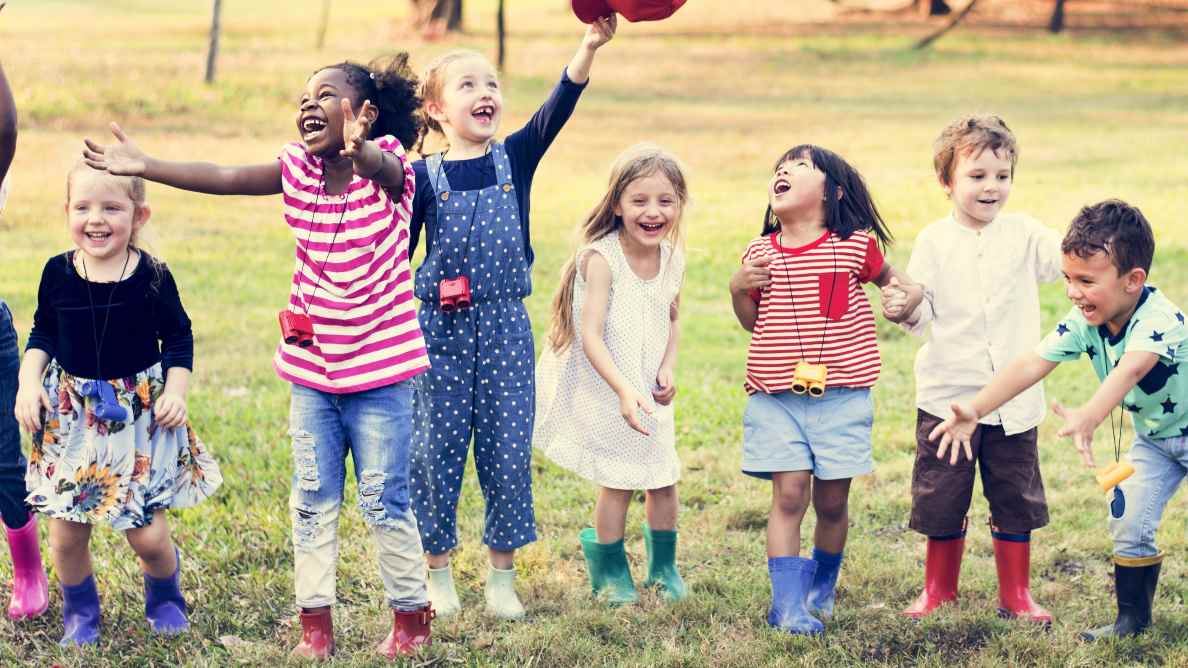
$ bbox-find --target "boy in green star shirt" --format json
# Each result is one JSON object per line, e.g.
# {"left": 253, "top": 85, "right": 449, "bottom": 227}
{"left": 930, "top": 199, "right": 1187, "bottom": 641}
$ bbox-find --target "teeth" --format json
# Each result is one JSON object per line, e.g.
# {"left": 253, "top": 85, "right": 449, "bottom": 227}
{"left": 302, "top": 119, "right": 326, "bottom": 132}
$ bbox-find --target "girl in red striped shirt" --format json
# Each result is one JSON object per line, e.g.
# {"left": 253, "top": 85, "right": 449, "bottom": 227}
{"left": 728, "top": 144, "right": 922, "bottom": 635}
{"left": 83, "top": 55, "right": 435, "bottom": 660}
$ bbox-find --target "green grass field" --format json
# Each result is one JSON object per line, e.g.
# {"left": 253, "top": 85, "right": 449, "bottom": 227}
{"left": 2, "top": 1, "right": 1187, "bottom": 666}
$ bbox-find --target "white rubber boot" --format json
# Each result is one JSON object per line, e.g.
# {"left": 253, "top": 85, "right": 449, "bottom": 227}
{"left": 484, "top": 565, "right": 526, "bottom": 620}
{"left": 427, "top": 565, "right": 461, "bottom": 619}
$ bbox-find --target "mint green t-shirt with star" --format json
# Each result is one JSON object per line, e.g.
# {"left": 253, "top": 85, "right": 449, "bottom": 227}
{"left": 1036, "top": 286, "right": 1188, "bottom": 440}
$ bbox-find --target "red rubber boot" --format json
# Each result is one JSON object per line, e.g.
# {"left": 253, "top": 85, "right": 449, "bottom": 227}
{"left": 902, "top": 533, "right": 965, "bottom": 618}
{"left": 291, "top": 606, "right": 335, "bottom": 660}
{"left": 376, "top": 605, "right": 434, "bottom": 659}
{"left": 992, "top": 529, "right": 1052, "bottom": 623}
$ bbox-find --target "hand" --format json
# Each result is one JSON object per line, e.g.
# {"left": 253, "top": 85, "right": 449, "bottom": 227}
{"left": 653, "top": 367, "right": 677, "bottom": 406}
{"left": 1052, "top": 402, "right": 1098, "bottom": 468}
{"left": 880, "top": 276, "right": 908, "bottom": 318}
{"left": 83, "top": 123, "right": 148, "bottom": 176}
{"left": 582, "top": 14, "right": 617, "bottom": 51}
{"left": 14, "top": 383, "right": 51, "bottom": 433}
{"left": 153, "top": 392, "right": 188, "bottom": 429}
{"left": 619, "top": 389, "right": 654, "bottom": 436}
{"left": 340, "top": 97, "right": 377, "bottom": 162}
{"left": 730, "top": 255, "right": 773, "bottom": 296}
{"left": 929, "top": 402, "right": 977, "bottom": 465}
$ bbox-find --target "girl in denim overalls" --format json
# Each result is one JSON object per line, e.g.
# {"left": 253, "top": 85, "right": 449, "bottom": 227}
{"left": 408, "top": 18, "right": 616, "bottom": 619}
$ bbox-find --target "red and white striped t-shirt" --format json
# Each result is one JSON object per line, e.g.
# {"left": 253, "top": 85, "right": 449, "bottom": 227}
{"left": 742, "top": 230, "right": 884, "bottom": 394}
{"left": 273, "top": 136, "right": 430, "bottom": 394}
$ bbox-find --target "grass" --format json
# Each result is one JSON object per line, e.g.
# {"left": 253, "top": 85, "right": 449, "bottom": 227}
{"left": 1, "top": 1, "right": 1187, "bottom": 666}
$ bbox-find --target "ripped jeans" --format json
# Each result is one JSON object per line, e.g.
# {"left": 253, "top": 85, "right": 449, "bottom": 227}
{"left": 288, "top": 380, "right": 427, "bottom": 611}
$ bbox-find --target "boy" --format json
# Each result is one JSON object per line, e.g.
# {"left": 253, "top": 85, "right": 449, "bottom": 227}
{"left": 894, "top": 114, "right": 1062, "bottom": 622}
{"left": 932, "top": 199, "right": 1187, "bottom": 639}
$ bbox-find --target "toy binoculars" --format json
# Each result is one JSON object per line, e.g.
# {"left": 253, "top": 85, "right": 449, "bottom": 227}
{"left": 790, "top": 361, "right": 828, "bottom": 397}
{"left": 80, "top": 379, "right": 128, "bottom": 422}
{"left": 439, "top": 276, "right": 472, "bottom": 312}
{"left": 278, "top": 310, "right": 315, "bottom": 347}
{"left": 1096, "top": 460, "right": 1135, "bottom": 492}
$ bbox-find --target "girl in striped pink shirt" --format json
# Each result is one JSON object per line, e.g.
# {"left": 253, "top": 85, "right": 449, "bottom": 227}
{"left": 83, "top": 55, "right": 435, "bottom": 660}
{"left": 727, "top": 145, "right": 922, "bottom": 636}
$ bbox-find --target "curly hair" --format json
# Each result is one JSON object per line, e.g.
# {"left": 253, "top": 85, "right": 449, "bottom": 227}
{"left": 318, "top": 53, "right": 422, "bottom": 151}
{"left": 933, "top": 114, "right": 1018, "bottom": 187}
{"left": 1062, "top": 199, "right": 1154, "bottom": 275}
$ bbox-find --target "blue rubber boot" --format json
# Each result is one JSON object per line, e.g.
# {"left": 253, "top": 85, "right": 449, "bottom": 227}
{"left": 60, "top": 575, "right": 101, "bottom": 646}
{"left": 767, "top": 556, "right": 824, "bottom": 635}
{"left": 805, "top": 547, "right": 843, "bottom": 620}
{"left": 144, "top": 549, "right": 189, "bottom": 634}
{"left": 579, "top": 528, "right": 639, "bottom": 606}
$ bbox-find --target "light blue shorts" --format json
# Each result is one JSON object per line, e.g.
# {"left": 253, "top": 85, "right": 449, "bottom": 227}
{"left": 742, "top": 388, "right": 874, "bottom": 481}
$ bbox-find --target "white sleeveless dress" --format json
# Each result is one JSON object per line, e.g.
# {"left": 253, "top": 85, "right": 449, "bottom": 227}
{"left": 534, "top": 231, "right": 684, "bottom": 490}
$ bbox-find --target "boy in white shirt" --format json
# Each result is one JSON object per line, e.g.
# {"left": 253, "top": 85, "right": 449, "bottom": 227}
{"left": 893, "top": 115, "right": 1063, "bottom": 622}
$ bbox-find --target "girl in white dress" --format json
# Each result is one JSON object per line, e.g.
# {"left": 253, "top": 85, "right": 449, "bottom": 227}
{"left": 535, "top": 144, "right": 688, "bottom": 604}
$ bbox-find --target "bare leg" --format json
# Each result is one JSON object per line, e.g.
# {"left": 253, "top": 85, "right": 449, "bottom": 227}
{"left": 125, "top": 511, "right": 178, "bottom": 578}
{"left": 811, "top": 477, "right": 852, "bottom": 554}
{"left": 49, "top": 518, "right": 93, "bottom": 586}
{"left": 594, "top": 487, "right": 634, "bottom": 543}
{"left": 767, "top": 471, "right": 811, "bottom": 558}
{"left": 644, "top": 485, "right": 678, "bottom": 531}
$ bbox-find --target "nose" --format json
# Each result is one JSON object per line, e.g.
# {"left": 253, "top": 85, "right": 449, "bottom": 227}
{"left": 1065, "top": 281, "right": 1082, "bottom": 301}
{"left": 300, "top": 98, "right": 316, "bottom": 112}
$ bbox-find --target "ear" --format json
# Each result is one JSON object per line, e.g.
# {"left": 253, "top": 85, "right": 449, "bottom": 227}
{"left": 938, "top": 175, "right": 953, "bottom": 196}
{"left": 613, "top": 201, "right": 623, "bottom": 218}
{"left": 1123, "top": 267, "right": 1147, "bottom": 293}
{"left": 359, "top": 100, "right": 379, "bottom": 125}
{"left": 133, "top": 204, "right": 152, "bottom": 229}
{"left": 425, "top": 98, "right": 448, "bottom": 124}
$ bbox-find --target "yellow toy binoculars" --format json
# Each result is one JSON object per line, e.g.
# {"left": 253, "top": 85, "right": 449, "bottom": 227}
{"left": 1096, "top": 461, "right": 1135, "bottom": 492}
{"left": 790, "top": 361, "right": 828, "bottom": 397}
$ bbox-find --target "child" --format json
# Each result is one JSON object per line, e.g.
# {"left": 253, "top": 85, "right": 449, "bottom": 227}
{"left": 728, "top": 145, "right": 922, "bottom": 635}
{"left": 83, "top": 55, "right": 435, "bottom": 659}
{"left": 407, "top": 17, "right": 616, "bottom": 619}
{"left": 0, "top": 23, "right": 51, "bottom": 622}
{"left": 931, "top": 200, "right": 1187, "bottom": 641}
{"left": 13, "top": 163, "right": 222, "bottom": 645}
{"left": 894, "top": 115, "right": 1062, "bottom": 622}
{"left": 535, "top": 144, "right": 688, "bottom": 605}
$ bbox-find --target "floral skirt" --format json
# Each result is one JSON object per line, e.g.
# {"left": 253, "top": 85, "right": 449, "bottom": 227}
{"left": 25, "top": 360, "right": 222, "bottom": 530}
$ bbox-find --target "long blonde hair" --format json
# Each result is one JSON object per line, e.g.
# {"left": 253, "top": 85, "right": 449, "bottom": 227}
{"left": 547, "top": 144, "right": 689, "bottom": 353}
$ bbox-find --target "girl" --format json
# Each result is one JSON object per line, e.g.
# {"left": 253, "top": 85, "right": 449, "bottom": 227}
{"left": 0, "top": 35, "right": 51, "bottom": 622}
{"left": 407, "top": 17, "right": 616, "bottom": 620}
{"left": 728, "top": 145, "right": 921, "bottom": 635}
{"left": 535, "top": 145, "right": 688, "bottom": 606}
{"left": 14, "top": 163, "right": 222, "bottom": 645}
{"left": 82, "top": 55, "right": 435, "bottom": 659}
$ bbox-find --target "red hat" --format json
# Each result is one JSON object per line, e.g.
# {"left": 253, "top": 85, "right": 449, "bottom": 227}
{"left": 572, "top": 0, "right": 687, "bottom": 24}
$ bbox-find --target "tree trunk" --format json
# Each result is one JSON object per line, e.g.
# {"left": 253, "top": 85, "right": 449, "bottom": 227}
{"left": 496, "top": 0, "right": 507, "bottom": 71}
{"left": 914, "top": 0, "right": 979, "bottom": 49}
{"left": 205, "top": 0, "right": 222, "bottom": 84}
{"left": 409, "top": 0, "right": 463, "bottom": 37}
{"left": 316, "top": 0, "right": 331, "bottom": 48}
{"left": 1049, "top": 0, "right": 1067, "bottom": 33}
{"left": 917, "top": 0, "right": 952, "bottom": 17}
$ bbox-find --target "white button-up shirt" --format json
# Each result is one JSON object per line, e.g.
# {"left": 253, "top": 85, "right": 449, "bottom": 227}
{"left": 903, "top": 212, "right": 1063, "bottom": 435}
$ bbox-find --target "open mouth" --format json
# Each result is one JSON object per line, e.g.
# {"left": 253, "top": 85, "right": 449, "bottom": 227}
{"left": 1077, "top": 303, "right": 1097, "bottom": 317}
{"left": 85, "top": 231, "right": 112, "bottom": 243}
{"left": 977, "top": 198, "right": 998, "bottom": 205}
{"left": 773, "top": 179, "right": 791, "bottom": 195}
{"left": 639, "top": 222, "right": 665, "bottom": 233}
{"left": 301, "top": 117, "right": 328, "bottom": 142}
{"left": 472, "top": 104, "right": 495, "bottom": 124}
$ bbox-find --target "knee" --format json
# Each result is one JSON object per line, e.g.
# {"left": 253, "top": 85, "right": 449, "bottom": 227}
{"left": 357, "top": 468, "right": 408, "bottom": 528}
{"left": 50, "top": 528, "right": 90, "bottom": 558}
{"left": 814, "top": 496, "right": 849, "bottom": 525}
{"left": 772, "top": 485, "right": 810, "bottom": 518}
{"left": 646, "top": 485, "right": 677, "bottom": 503}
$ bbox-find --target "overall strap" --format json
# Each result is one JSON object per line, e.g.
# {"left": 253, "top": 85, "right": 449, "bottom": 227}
{"left": 490, "top": 142, "right": 514, "bottom": 191}
{"left": 425, "top": 152, "right": 452, "bottom": 196}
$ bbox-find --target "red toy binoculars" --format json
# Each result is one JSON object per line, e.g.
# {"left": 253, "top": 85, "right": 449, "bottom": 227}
{"left": 439, "top": 276, "right": 472, "bottom": 312}
{"left": 278, "top": 310, "right": 315, "bottom": 347}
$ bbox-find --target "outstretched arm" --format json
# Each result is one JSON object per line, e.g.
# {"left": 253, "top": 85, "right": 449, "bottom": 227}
{"left": 1052, "top": 350, "right": 1159, "bottom": 468}
{"left": 84, "top": 123, "right": 281, "bottom": 196}
{"left": 566, "top": 15, "right": 616, "bottom": 84}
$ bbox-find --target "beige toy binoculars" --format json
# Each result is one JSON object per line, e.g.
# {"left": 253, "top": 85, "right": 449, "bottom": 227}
{"left": 1096, "top": 461, "right": 1135, "bottom": 492}
{"left": 790, "top": 362, "right": 828, "bottom": 397}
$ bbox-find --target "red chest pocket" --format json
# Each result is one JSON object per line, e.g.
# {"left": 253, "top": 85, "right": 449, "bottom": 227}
{"left": 817, "top": 272, "right": 851, "bottom": 320}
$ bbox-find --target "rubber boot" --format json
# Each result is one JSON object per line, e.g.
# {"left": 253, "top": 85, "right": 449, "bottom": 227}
{"left": 59, "top": 575, "right": 101, "bottom": 646}
{"left": 427, "top": 564, "right": 461, "bottom": 619}
{"left": 1080, "top": 554, "right": 1162, "bottom": 641}
{"left": 144, "top": 548, "right": 189, "bottom": 634}
{"left": 643, "top": 524, "right": 687, "bottom": 602}
{"left": 767, "top": 556, "right": 824, "bottom": 635}
{"left": 579, "top": 528, "right": 638, "bottom": 606}
{"left": 991, "top": 529, "right": 1052, "bottom": 623}
{"left": 485, "top": 565, "right": 526, "bottom": 620}
{"left": 291, "top": 606, "right": 334, "bottom": 660}
{"left": 902, "top": 531, "right": 965, "bottom": 618}
{"left": 6, "top": 513, "right": 49, "bottom": 620}
{"left": 806, "top": 547, "right": 843, "bottom": 620}
{"left": 376, "top": 605, "right": 434, "bottom": 659}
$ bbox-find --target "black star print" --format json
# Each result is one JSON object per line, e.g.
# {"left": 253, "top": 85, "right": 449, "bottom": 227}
{"left": 1162, "top": 397, "right": 1178, "bottom": 414}
{"left": 1138, "top": 361, "right": 1180, "bottom": 395}
{"left": 1125, "top": 403, "right": 1141, "bottom": 413}
{"left": 1151, "top": 330, "right": 1165, "bottom": 342}
{"left": 1086, "top": 346, "right": 1097, "bottom": 359}
{"left": 1170, "top": 346, "right": 1178, "bottom": 359}
{"left": 1177, "top": 312, "right": 1185, "bottom": 325}
{"left": 1181, "top": 425, "right": 1188, "bottom": 437}
{"left": 1056, "top": 323, "right": 1070, "bottom": 336}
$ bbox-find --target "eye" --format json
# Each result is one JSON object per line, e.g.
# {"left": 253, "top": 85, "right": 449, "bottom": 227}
{"left": 318, "top": 91, "right": 334, "bottom": 99}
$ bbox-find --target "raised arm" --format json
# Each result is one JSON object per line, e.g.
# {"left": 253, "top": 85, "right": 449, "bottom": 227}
{"left": 84, "top": 123, "right": 281, "bottom": 196}
{"left": 565, "top": 15, "right": 616, "bottom": 85}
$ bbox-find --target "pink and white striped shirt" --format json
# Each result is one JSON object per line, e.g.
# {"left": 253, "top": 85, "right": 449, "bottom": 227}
{"left": 273, "top": 135, "right": 430, "bottom": 394}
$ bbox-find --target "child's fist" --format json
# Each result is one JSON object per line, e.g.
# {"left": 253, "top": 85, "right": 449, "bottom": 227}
{"left": 583, "top": 14, "right": 617, "bottom": 50}
{"left": 153, "top": 392, "right": 188, "bottom": 430}
{"left": 730, "top": 255, "right": 772, "bottom": 298}
{"left": 14, "top": 384, "right": 51, "bottom": 433}
{"left": 653, "top": 367, "right": 677, "bottom": 406}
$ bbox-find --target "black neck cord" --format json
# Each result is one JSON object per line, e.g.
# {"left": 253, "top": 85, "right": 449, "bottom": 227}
{"left": 78, "top": 249, "right": 133, "bottom": 379}
{"left": 296, "top": 170, "right": 349, "bottom": 315}
{"left": 776, "top": 229, "right": 839, "bottom": 365}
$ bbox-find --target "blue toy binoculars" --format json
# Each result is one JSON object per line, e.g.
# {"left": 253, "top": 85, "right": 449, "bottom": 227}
{"left": 80, "top": 380, "right": 129, "bottom": 422}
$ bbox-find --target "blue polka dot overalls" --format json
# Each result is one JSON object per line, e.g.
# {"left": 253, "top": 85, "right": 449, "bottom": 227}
{"left": 409, "top": 144, "right": 537, "bottom": 555}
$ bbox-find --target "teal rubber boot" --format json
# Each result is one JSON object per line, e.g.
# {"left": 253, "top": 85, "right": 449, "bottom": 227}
{"left": 579, "top": 528, "right": 639, "bottom": 606}
{"left": 643, "top": 524, "right": 688, "bottom": 602}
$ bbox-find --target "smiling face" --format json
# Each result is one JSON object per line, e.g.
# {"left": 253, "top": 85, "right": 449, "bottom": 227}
{"left": 768, "top": 153, "right": 827, "bottom": 223}
{"left": 944, "top": 146, "right": 1013, "bottom": 229}
{"left": 296, "top": 68, "right": 359, "bottom": 156}
{"left": 614, "top": 171, "right": 681, "bottom": 250}
{"left": 427, "top": 55, "right": 503, "bottom": 148}
{"left": 66, "top": 169, "right": 146, "bottom": 263}
{"left": 1062, "top": 250, "right": 1146, "bottom": 334}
